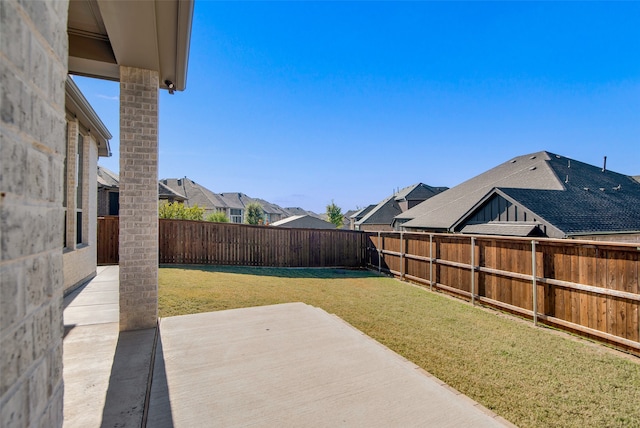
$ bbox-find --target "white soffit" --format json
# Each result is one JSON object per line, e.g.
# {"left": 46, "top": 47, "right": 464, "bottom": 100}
{"left": 68, "top": 0, "right": 193, "bottom": 91}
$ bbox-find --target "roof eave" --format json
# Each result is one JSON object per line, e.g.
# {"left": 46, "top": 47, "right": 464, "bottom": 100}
{"left": 65, "top": 77, "right": 112, "bottom": 157}
{"left": 69, "top": 0, "right": 194, "bottom": 92}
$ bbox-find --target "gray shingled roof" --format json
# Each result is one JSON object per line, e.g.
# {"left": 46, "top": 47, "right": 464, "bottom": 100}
{"left": 397, "top": 152, "right": 565, "bottom": 230}
{"left": 350, "top": 205, "right": 376, "bottom": 220}
{"left": 399, "top": 151, "right": 640, "bottom": 236}
{"left": 162, "top": 178, "right": 222, "bottom": 209}
{"left": 497, "top": 169, "right": 640, "bottom": 236}
{"left": 161, "top": 178, "right": 296, "bottom": 218}
{"left": 460, "top": 223, "right": 543, "bottom": 237}
{"left": 99, "top": 167, "right": 186, "bottom": 200}
{"left": 357, "top": 183, "right": 447, "bottom": 226}
{"left": 217, "top": 192, "right": 250, "bottom": 210}
{"left": 158, "top": 182, "right": 186, "bottom": 201}
{"left": 252, "top": 198, "right": 290, "bottom": 216}
{"left": 284, "top": 207, "right": 323, "bottom": 219}
{"left": 271, "top": 215, "right": 337, "bottom": 229}
{"left": 394, "top": 183, "right": 448, "bottom": 202}
{"left": 97, "top": 166, "right": 119, "bottom": 188}
{"left": 356, "top": 196, "right": 401, "bottom": 226}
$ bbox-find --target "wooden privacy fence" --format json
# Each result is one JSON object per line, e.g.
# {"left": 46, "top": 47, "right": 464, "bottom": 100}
{"left": 97, "top": 216, "right": 119, "bottom": 265}
{"left": 365, "top": 231, "right": 640, "bottom": 354}
{"left": 97, "top": 217, "right": 366, "bottom": 268}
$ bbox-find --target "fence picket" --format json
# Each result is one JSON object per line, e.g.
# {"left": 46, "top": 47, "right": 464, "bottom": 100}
{"left": 364, "top": 231, "right": 640, "bottom": 355}
{"left": 96, "top": 217, "right": 639, "bottom": 354}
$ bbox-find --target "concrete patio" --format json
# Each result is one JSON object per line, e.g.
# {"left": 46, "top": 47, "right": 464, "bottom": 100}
{"left": 63, "top": 266, "right": 515, "bottom": 427}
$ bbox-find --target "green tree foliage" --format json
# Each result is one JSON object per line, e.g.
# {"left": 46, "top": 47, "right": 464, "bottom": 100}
{"left": 326, "top": 200, "right": 343, "bottom": 228}
{"left": 244, "top": 202, "right": 265, "bottom": 225}
{"left": 206, "top": 211, "right": 230, "bottom": 223}
{"left": 158, "top": 201, "right": 204, "bottom": 221}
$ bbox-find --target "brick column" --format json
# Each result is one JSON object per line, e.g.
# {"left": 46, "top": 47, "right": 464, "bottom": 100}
{"left": 119, "top": 66, "right": 159, "bottom": 331}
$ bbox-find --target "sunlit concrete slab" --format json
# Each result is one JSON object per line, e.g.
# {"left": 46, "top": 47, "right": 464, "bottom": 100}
{"left": 63, "top": 306, "right": 119, "bottom": 326}
{"left": 64, "top": 265, "right": 119, "bottom": 326}
{"left": 63, "top": 266, "right": 155, "bottom": 428}
{"left": 63, "top": 323, "right": 119, "bottom": 427}
{"left": 148, "top": 303, "right": 512, "bottom": 427}
{"left": 63, "top": 323, "right": 155, "bottom": 428}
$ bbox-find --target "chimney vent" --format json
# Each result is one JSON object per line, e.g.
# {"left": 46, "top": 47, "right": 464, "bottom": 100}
{"left": 602, "top": 156, "right": 607, "bottom": 172}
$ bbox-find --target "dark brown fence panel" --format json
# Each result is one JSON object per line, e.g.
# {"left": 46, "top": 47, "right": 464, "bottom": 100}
{"left": 99, "top": 217, "right": 366, "bottom": 267}
{"left": 156, "top": 219, "right": 366, "bottom": 268}
{"left": 97, "top": 216, "right": 119, "bottom": 265}
{"left": 365, "top": 231, "right": 640, "bottom": 355}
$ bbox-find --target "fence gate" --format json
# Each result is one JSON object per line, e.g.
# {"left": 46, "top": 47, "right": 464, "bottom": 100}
{"left": 97, "top": 216, "right": 119, "bottom": 265}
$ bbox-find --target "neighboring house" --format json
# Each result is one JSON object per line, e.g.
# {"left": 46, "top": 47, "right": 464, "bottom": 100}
{"left": 162, "top": 177, "right": 228, "bottom": 216}
{"left": 218, "top": 192, "right": 250, "bottom": 223}
{"left": 271, "top": 215, "right": 337, "bottom": 230}
{"left": 218, "top": 193, "right": 289, "bottom": 224}
{"left": 252, "top": 198, "right": 290, "bottom": 224}
{"left": 97, "top": 165, "right": 120, "bottom": 215}
{"left": 284, "top": 207, "right": 324, "bottom": 219}
{"left": 98, "top": 166, "right": 186, "bottom": 216}
{"left": 395, "top": 151, "right": 640, "bottom": 242}
{"left": 161, "top": 177, "right": 290, "bottom": 224}
{"left": 349, "top": 205, "right": 377, "bottom": 230}
{"left": 353, "top": 183, "right": 447, "bottom": 231}
{"left": 341, "top": 209, "right": 357, "bottom": 230}
{"left": 63, "top": 77, "right": 112, "bottom": 293}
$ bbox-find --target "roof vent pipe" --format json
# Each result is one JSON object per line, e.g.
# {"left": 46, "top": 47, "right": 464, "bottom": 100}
{"left": 602, "top": 156, "right": 607, "bottom": 173}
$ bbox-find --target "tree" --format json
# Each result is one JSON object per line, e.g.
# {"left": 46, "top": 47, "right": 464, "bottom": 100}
{"left": 206, "top": 211, "right": 229, "bottom": 223}
{"left": 158, "top": 201, "right": 204, "bottom": 221}
{"left": 326, "top": 200, "right": 343, "bottom": 228}
{"left": 244, "top": 202, "right": 264, "bottom": 225}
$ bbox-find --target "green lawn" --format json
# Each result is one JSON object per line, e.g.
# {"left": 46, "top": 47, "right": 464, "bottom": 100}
{"left": 159, "top": 266, "right": 640, "bottom": 428}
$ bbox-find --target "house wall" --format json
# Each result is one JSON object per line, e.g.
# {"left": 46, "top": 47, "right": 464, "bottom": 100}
{"left": 359, "top": 224, "right": 395, "bottom": 232}
{"left": 97, "top": 188, "right": 110, "bottom": 216}
{"left": 407, "top": 199, "right": 425, "bottom": 210}
{"left": 467, "top": 194, "right": 530, "bottom": 223}
{"left": 0, "top": 0, "right": 68, "bottom": 426}
{"left": 63, "top": 133, "right": 99, "bottom": 293}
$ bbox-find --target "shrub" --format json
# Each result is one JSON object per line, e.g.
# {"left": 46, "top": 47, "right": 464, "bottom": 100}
{"left": 159, "top": 201, "right": 205, "bottom": 221}
{"left": 244, "top": 202, "right": 264, "bottom": 225}
{"left": 206, "top": 211, "right": 230, "bottom": 223}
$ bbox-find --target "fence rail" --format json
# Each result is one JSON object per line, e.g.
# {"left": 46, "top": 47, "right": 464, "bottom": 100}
{"left": 98, "top": 217, "right": 366, "bottom": 268}
{"left": 97, "top": 217, "right": 640, "bottom": 354}
{"left": 365, "top": 231, "right": 640, "bottom": 355}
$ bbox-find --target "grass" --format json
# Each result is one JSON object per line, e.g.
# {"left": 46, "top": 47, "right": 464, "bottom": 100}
{"left": 159, "top": 266, "right": 640, "bottom": 428}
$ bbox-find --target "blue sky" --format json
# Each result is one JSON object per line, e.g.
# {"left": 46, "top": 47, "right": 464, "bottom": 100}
{"left": 75, "top": 1, "right": 640, "bottom": 214}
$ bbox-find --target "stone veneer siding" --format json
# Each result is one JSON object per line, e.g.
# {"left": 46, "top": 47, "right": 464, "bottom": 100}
{"left": 119, "top": 66, "right": 160, "bottom": 331}
{"left": 0, "top": 0, "right": 68, "bottom": 426}
{"left": 62, "top": 129, "right": 98, "bottom": 293}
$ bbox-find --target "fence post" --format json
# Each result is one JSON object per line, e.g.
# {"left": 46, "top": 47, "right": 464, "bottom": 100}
{"left": 400, "top": 232, "right": 404, "bottom": 280}
{"left": 471, "top": 236, "right": 476, "bottom": 306}
{"left": 532, "top": 240, "right": 538, "bottom": 326}
{"left": 429, "top": 234, "right": 433, "bottom": 291}
{"left": 378, "top": 231, "right": 382, "bottom": 273}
